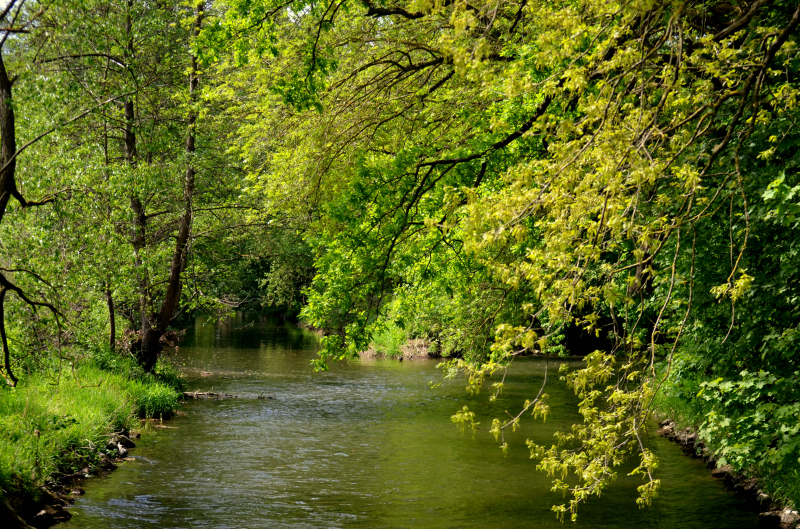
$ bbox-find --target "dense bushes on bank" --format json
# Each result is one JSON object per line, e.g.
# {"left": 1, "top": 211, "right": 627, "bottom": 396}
{"left": 655, "top": 372, "right": 800, "bottom": 511}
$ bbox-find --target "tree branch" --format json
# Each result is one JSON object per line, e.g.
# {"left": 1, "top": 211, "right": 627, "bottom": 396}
{"left": 364, "top": 1, "right": 425, "bottom": 19}
{"left": 0, "top": 90, "right": 136, "bottom": 191}
{"left": 419, "top": 94, "right": 551, "bottom": 168}
{"left": 36, "top": 53, "right": 128, "bottom": 68}
{"left": 712, "top": 0, "right": 769, "bottom": 42}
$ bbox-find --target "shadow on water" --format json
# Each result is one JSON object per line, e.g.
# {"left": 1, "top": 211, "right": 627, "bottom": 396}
{"left": 62, "top": 314, "right": 758, "bottom": 528}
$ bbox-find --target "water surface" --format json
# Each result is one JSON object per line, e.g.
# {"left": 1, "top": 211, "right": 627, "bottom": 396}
{"left": 63, "top": 315, "right": 758, "bottom": 528}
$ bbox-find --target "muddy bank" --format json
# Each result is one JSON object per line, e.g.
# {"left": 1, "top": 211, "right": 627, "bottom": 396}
{"left": 657, "top": 419, "right": 799, "bottom": 528}
{"left": 361, "top": 339, "right": 442, "bottom": 360}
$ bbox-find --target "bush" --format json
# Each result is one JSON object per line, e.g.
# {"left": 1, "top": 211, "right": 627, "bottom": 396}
{"left": 653, "top": 365, "right": 800, "bottom": 511}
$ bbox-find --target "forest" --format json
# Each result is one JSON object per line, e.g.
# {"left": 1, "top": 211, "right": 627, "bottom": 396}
{"left": 1, "top": 0, "right": 799, "bottom": 526}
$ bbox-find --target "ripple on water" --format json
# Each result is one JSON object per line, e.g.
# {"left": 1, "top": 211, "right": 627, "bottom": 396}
{"left": 62, "top": 315, "right": 759, "bottom": 529}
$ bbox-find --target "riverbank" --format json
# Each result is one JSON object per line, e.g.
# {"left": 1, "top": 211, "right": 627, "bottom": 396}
{"left": 654, "top": 411, "right": 800, "bottom": 528}
{"left": 361, "top": 338, "right": 442, "bottom": 360}
{"left": 0, "top": 358, "right": 182, "bottom": 528}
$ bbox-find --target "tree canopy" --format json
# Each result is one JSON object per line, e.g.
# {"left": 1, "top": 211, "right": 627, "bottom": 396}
{"left": 1, "top": 0, "right": 799, "bottom": 520}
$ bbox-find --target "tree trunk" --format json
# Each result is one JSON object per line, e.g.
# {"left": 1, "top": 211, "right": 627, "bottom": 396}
{"left": 0, "top": 287, "right": 16, "bottom": 386}
{"left": 119, "top": 0, "right": 159, "bottom": 368}
{"left": 106, "top": 287, "right": 116, "bottom": 353}
{"left": 0, "top": 49, "right": 17, "bottom": 226}
{"left": 156, "top": 5, "right": 202, "bottom": 334}
{"left": 138, "top": 4, "right": 203, "bottom": 372}
{"left": 0, "top": 50, "right": 17, "bottom": 386}
{"left": 130, "top": 193, "right": 153, "bottom": 366}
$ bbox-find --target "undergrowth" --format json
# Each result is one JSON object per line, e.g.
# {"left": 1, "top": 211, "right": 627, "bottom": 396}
{"left": 759, "top": 463, "right": 800, "bottom": 510}
{"left": 0, "top": 351, "right": 183, "bottom": 502}
{"left": 653, "top": 368, "right": 800, "bottom": 510}
{"left": 369, "top": 321, "right": 407, "bottom": 357}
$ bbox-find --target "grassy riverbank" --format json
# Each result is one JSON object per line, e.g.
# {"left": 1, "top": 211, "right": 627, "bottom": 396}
{"left": 0, "top": 354, "right": 182, "bottom": 504}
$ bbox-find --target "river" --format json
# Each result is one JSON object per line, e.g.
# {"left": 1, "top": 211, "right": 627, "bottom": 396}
{"left": 61, "top": 314, "right": 758, "bottom": 528}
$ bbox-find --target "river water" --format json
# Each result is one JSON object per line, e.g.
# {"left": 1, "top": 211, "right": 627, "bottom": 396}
{"left": 62, "top": 315, "right": 758, "bottom": 528}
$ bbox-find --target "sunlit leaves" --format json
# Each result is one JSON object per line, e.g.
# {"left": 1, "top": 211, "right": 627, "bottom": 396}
{"left": 199, "top": 0, "right": 800, "bottom": 518}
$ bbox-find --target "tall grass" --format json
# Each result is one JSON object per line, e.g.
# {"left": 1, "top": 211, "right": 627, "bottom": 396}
{"left": 370, "top": 321, "right": 407, "bottom": 357}
{"left": 0, "top": 357, "right": 182, "bottom": 501}
{"left": 651, "top": 373, "right": 706, "bottom": 430}
{"left": 759, "top": 463, "right": 800, "bottom": 510}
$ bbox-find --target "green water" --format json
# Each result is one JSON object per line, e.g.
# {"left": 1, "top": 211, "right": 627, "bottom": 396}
{"left": 62, "top": 315, "right": 758, "bottom": 528}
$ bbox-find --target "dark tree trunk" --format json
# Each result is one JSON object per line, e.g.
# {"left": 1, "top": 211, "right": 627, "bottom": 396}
{"left": 106, "top": 287, "right": 116, "bottom": 353}
{"left": 130, "top": 193, "right": 153, "bottom": 366}
{"left": 124, "top": 100, "right": 136, "bottom": 162}
{"left": 0, "top": 49, "right": 17, "bottom": 385}
{"left": 136, "top": 4, "right": 203, "bottom": 372}
{"left": 139, "top": 327, "right": 162, "bottom": 372}
{"left": 0, "top": 288, "right": 16, "bottom": 386}
{"left": 0, "top": 49, "right": 17, "bottom": 226}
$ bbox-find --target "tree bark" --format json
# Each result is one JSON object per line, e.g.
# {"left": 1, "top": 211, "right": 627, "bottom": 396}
{"left": 0, "top": 49, "right": 17, "bottom": 385}
{"left": 106, "top": 287, "right": 116, "bottom": 353}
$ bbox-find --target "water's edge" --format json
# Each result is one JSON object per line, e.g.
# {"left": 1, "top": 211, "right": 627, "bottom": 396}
{"left": 656, "top": 419, "right": 799, "bottom": 528}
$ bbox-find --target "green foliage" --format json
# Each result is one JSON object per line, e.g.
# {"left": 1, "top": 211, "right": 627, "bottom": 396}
{"left": 1, "top": 0, "right": 799, "bottom": 520}
{"left": 763, "top": 174, "right": 800, "bottom": 226}
{"left": 369, "top": 319, "right": 407, "bottom": 357}
{"left": 205, "top": 0, "right": 800, "bottom": 517}
{"left": 655, "top": 367, "right": 800, "bottom": 510}
{"left": 0, "top": 362, "right": 181, "bottom": 501}
{"left": 699, "top": 371, "right": 800, "bottom": 470}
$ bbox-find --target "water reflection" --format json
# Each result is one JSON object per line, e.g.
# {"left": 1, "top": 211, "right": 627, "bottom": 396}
{"left": 62, "top": 315, "right": 757, "bottom": 528}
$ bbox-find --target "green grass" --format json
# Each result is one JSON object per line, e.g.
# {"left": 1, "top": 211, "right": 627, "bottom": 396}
{"left": 370, "top": 321, "right": 407, "bottom": 357}
{"left": 0, "top": 357, "right": 182, "bottom": 502}
{"left": 651, "top": 375, "right": 706, "bottom": 431}
{"left": 759, "top": 463, "right": 800, "bottom": 510}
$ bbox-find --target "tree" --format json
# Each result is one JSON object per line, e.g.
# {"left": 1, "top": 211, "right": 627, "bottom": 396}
{"left": 0, "top": 0, "right": 71, "bottom": 386}
{"left": 207, "top": 0, "right": 800, "bottom": 518}
{"left": 21, "top": 0, "right": 214, "bottom": 371}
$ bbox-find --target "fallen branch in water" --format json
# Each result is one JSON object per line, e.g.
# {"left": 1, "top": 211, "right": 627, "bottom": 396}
{"left": 182, "top": 391, "right": 220, "bottom": 399}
